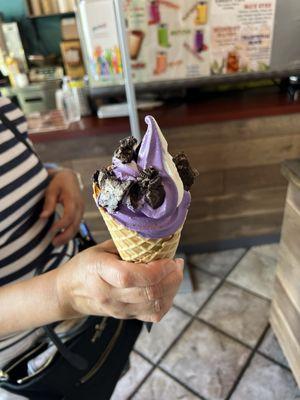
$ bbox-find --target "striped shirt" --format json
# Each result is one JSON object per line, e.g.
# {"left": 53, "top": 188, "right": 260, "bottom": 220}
{"left": 0, "top": 96, "right": 78, "bottom": 370}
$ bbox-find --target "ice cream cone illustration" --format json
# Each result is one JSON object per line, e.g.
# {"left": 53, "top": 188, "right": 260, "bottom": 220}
{"left": 128, "top": 30, "right": 145, "bottom": 60}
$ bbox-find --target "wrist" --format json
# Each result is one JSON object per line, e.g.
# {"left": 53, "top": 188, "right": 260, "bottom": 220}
{"left": 54, "top": 262, "right": 81, "bottom": 320}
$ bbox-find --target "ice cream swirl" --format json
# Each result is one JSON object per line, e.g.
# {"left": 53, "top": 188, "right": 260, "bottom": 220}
{"left": 110, "top": 116, "right": 191, "bottom": 239}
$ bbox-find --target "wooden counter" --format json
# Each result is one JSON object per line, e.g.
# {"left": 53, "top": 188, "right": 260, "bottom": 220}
{"left": 271, "top": 159, "right": 300, "bottom": 388}
{"left": 34, "top": 87, "right": 300, "bottom": 250}
{"left": 31, "top": 86, "right": 300, "bottom": 143}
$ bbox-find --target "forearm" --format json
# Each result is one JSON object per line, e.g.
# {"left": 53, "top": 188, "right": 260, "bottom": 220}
{"left": 0, "top": 269, "right": 68, "bottom": 337}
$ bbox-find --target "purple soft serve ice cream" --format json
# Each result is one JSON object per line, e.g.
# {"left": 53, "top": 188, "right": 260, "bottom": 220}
{"left": 93, "top": 115, "right": 196, "bottom": 239}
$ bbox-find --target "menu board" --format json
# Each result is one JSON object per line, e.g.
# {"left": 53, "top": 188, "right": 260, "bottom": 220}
{"left": 210, "top": 0, "right": 277, "bottom": 75}
{"left": 79, "top": 0, "right": 277, "bottom": 86}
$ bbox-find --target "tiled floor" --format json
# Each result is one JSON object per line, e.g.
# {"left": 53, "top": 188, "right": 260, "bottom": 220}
{"left": 111, "top": 244, "right": 300, "bottom": 400}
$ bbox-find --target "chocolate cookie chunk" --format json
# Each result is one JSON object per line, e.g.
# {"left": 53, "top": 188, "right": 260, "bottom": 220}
{"left": 138, "top": 167, "right": 165, "bottom": 209}
{"left": 95, "top": 168, "right": 132, "bottom": 213}
{"left": 126, "top": 182, "right": 143, "bottom": 210}
{"left": 140, "top": 167, "right": 158, "bottom": 179}
{"left": 133, "top": 142, "right": 141, "bottom": 161}
{"left": 173, "top": 152, "right": 197, "bottom": 191}
{"left": 93, "top": 170, "right": 100, "bottom": 185}
{"left": 114, "top": 136, "right": 138, "bottom": 164}
{"left": 145, "top": 176, "right": 166, "bottom": 209}
{"left": 99, "top": 179, "right": 132, "bottom": 214}
{"left": 93, "top": 166, "right": 115, "bottom": 188}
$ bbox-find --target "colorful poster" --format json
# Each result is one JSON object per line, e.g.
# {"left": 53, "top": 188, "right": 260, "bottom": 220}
{"left": 79, "top": 0, "right": 277, "bottom": 87}
{"left": 209, "top": 0, "right": 277, "bottom": 75}
{"left": 147, "top": 0, "right": 211, "bottom": 81}
{"left": 78, "top": 0, "right": 122, "bottom": 83}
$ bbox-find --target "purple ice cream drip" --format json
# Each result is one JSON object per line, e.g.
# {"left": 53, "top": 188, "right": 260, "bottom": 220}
{"left": 109, "top": 116, "right": 191, "bottom": 239}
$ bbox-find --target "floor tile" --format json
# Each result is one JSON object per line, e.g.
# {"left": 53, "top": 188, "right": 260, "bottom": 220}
{"left": 227, "top": 244, "right": 278, "bottom": 299}
{"left": 259, "top": 328, "right": 290, "bottom": 368}
{"left": 231, "top": 354, "right": 300, "bottom": 400}
{"left": 252, "top": 243, "right": 279, "bottom": 261}
{"left": 111, "top": 352, "right": 152, "bottom": 400}
{"left": 132, "top": 368, "right": 199, "bottom": 400}
{"left": 199, "top": 282, "right": 270, "bottom": 347}
{"left": 189, "top": 248, "right": 246, "bottom": 278}
{"left": 161, "top": 319, "right": 250, "bottom": 400}
{"left": 135, "top": 307, "right": 191, "bottom": 363}
{"left": 174, "top": 268, "right": 221, "bottom": 315}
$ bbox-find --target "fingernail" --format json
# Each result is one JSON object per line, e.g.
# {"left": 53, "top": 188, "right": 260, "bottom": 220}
{"left": 175, "top": 258, "right": 184, "bottom": 270}
{"left": 40, "top": 211, "right": 48, "bottom": 218}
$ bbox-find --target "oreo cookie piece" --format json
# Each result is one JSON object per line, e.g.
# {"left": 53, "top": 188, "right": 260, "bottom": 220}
{"left": 138, "top": 167, "right": 165, "bottom": 209}
{"left": 173, "top": 152, "right": 197, "bottom": 191}
{"left": 133, "top": 142, "right": 141, "bottom": 161}
{"left": 126, "top": 182, "right": 143, "bottom": 211}
{"left": 93, "top": 170, "right": 100, "bottom": 185}
{"left": 96, "top": 168, "right": 132, "bottom": 213}
{"left": 93, "top": 166, "right": 115, "bottom": 188}
{"left": 138, "top": 167, "right": 159, "bottom": 188}
{"left": 98, "top": 179, "right": 132, "bottom": 214}
{"left": 114, "top": 136, "right": 138, "bottom": 164}
{"left": 145, "top": 177, "right": 165, "bottom": 209}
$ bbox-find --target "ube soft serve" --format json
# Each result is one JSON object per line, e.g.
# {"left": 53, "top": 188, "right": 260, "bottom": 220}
{"left": 93, "top": 116, "right": 196, "bottom": 239}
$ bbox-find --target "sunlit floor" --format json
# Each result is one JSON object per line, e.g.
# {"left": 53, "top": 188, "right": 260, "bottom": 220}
{"left": 111, "top": 244, "right": 300, "bottom": 400}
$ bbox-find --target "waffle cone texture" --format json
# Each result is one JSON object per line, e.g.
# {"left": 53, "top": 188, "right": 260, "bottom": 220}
{"left": 93, "top": 183, "right": 183, "bottom": 263}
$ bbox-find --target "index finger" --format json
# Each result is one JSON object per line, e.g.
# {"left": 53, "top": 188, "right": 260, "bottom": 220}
{"left": 97, "top": 253, "right": 179, "bottom": 289}
{"left": 51, "top": 203, "right": 75, "bottom": 233}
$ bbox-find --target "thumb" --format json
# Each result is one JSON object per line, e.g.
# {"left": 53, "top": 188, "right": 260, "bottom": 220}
{"left": 40, "top": 187, "right": 59, "bottom": 218}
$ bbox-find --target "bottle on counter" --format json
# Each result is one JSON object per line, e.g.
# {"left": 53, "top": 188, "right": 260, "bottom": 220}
{"left": 69, "top": 76, "right": 91, "bottom": 117}
{"left": 60, "top": 76, "right": 81, "bottom": 123}
{"left": 5, "top": 56, "right": 20, "bottom": 87}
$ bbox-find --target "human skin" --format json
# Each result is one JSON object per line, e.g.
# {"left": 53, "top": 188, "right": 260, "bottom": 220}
{"left": 0, "top": 240, "right": 183, "bottom": 337}
{"left": 40, "top": 168, "right": 85, "bottom": 247}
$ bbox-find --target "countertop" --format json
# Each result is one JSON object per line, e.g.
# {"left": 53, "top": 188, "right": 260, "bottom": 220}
{"left": 30, "top": 86, "right": 300, "bottom": 143}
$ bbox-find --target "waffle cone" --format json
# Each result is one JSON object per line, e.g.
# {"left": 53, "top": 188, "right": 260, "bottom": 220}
{"left": 93, "top": 183, "right": 183, "bottom": 263}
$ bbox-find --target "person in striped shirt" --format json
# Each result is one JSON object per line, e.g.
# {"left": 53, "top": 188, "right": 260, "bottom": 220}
{"left": 0, "top": 96, "right": 184, "bottom": 399}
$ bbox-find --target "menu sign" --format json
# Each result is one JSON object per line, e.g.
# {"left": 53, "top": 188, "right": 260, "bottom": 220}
{"left": 210, "top": 0, "right": 277, "bottom": 75}
{"left": 79, "top": 0, "right": 277, "bottom": 86}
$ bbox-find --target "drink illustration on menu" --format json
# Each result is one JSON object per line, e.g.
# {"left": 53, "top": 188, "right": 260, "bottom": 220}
{"left": 210, "top": 0, "right": 277, "bottom": 75}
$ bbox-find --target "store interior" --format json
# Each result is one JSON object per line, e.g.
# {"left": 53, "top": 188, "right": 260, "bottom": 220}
{"left": 1, "top": 0, "right": 300, "bottom": 399}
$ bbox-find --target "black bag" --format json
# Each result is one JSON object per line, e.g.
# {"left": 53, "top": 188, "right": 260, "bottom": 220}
{"left": 0, "top": 110, "right": 143, "bottom": 399}
{"left": 1, "top": 317, "right": 142, "bottom": 400}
